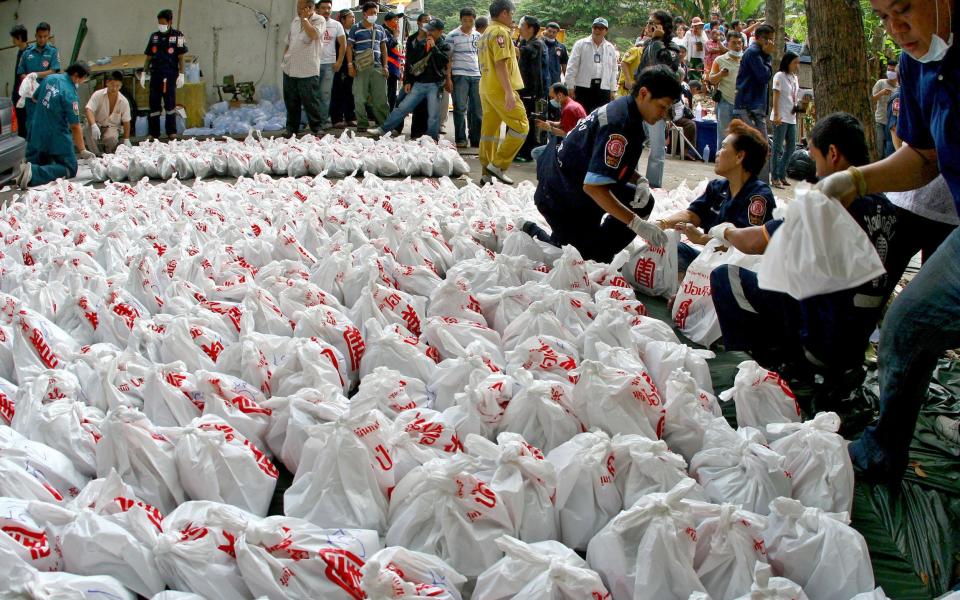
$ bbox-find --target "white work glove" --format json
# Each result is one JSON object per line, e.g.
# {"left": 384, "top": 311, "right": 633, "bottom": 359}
{"left": 78, "top": 150, "right": 95, "bottom": 161}
{"left": 176, "top": 73, "right": 185, "bottom": 88}
{"left": 139, "top": 71, "right": 146, "bottom": 87}
{"left": 123, "top": 139, "right": 132, "bottom": 147}
{"left": 629, "top": 216, "right": 668, "bottom": 248}
{"left": 90, "top": 123, "right": 101, "bottom": 141}
{"left": 815, "top": 168, "right": 858, "bottom": 203}
{"left": 629, "top": 176, "right": 652, "bottom": 210}
{"left": 708, "top": 222, "right": 735, "bottom": 245}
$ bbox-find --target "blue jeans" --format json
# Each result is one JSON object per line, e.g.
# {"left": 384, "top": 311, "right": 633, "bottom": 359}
{"left": 643, "top": 119, "right": 666, "bottom": 188}
{"left": 771, "top": 122, "right": 797, "bottom": 181}
{"left": 381, "top": 81, "right": 443, "bottom": 139}
{"left": 453, "top": 74, "right": 482, "bottom": 145}
{"left": 849, "top": 227, "right": 960, "bottom": 482}
{"left": 318, "top": 63, "right": 336, "bottom": 127}
{"left": 717, "top": 99, "right": 734, "bottom": 148}
{"left": 733, "top": 107, "right": 770, "bottom": 181}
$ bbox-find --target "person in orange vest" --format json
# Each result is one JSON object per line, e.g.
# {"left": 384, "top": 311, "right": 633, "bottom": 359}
{"left": 383, "top": 12, "right": 404, "bottom": 110}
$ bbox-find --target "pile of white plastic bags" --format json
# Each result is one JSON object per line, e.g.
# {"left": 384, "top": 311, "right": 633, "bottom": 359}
{"left": 0, "top": 167, "right": 891, "bottom": 600}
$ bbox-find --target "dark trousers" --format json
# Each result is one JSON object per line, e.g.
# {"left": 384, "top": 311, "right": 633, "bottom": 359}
{"left": 517, "top": 96, "right": 544, "bottom": 160}
{"left": 330, "top": 70, "right": 356, "bottom": 124}
{"left": 15, "top": 105, "right": 27, "bottom": 139}
{"left": 387, "top": 74, "right": 400, "bottom": 110}
{"left": 527, "top": 183, "right": 650, "bottom": 264}
{"left": 283, "top": 73, "right": 324, "bottom": 135}
{"left": 148, "top": 72, "right": 178, "bottom": 138}
{"left": 410, "top": 93, "right": 429, "bottom": 139}
{"left": 574, "top": 80, "right": 610, "bottom": 116}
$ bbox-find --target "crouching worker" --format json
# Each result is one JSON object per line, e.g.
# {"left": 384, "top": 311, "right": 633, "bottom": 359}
{"left": 16, "top": 62, "right": 94, "bottom": 190}
{"left": 520, "top": 66, "right": 681, "bottom": 263}
{"left": 652, "top": 118, "right": 776, "bottom": 272}
{"left": 703, "top": 113, "right": 907, "bottom": 409}
{"left": 84, "top": 71, "right": 132, "bottom": 155}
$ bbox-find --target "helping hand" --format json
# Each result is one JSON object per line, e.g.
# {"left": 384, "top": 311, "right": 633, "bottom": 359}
{"left": 679, "top": 222, "right": 710, "bottom": 245}
{"left": 630, "top": 176, "right": 652, "bottom": 210}
{"left": 176, "top": 73, "right": 185, "bottom": 88}
{"left": 139, "top": 71, "right": 146, "bottom": 87}
{"left": 504, "top": 91, "right": 517, "bottom": 112}
{"left": 90, "top": 124, "right": 101, "bottom": 141}
{"left": 78, "top": 150, "right": 96, "bottom": 160}
{"left": 707, "top": 222, "right": 735, "bottom": 245}
{"left": 123, "top": 139, "right": 132, "bottom": 147}
{"left": 629, "top": 216, "right": 668, "bottom": 247}
{"left": 816, "top": 169, "right": 858, "bottom": 204}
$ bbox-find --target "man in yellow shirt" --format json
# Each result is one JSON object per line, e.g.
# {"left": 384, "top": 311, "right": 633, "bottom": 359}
{"left": 617, "top": 43, "right": 643, "bottom": 97}
{"left": 477, "top": 0, "right": 529, "bottom": 184}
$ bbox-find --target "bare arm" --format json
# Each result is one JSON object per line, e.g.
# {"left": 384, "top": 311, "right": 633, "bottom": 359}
{"left": 85, "top": 108, "right": 97, "bottom": 126}
{"left": 706, "top": 59, "right": 724, "bottom": 85}
{"left": 35, "top": 69, "right": 55, "bottom": 79}
{"left": 179, "top": 55, "right": 185, "bottom": 74}
{"left": 301, "top": 17, "right": 321, "bottom": 41}
{"left": 381, "top": 40, "right": 389, "bottom": 75}
{"left": 771, "top": 88, "right": 781, "bottom": 123}
{"left": 494, "top": 58, "right": 516, "bottom": 109}
{"left": 890, "top": 125, "right": 902, "bottom": 150}
{"left": 122, "top": 120, "right": 131, "bottom": 139}
{"left": 583, "top": 183, "right": 635, "bottom": 226}
{"left": 657, "top": 209, "right": 701, "bottom": 229}
{"left": 855, "top": 145, "right": 939, "bottom": 206}
{"left": 721, "top": 225, "right": 769, "bottom": 254}
{"left": 71, "top": 123, "right": 86, "bottom": 153}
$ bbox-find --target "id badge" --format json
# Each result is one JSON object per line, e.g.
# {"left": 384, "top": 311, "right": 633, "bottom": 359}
{"left": 594, "top": 52, "right": 601, "bottom": 64}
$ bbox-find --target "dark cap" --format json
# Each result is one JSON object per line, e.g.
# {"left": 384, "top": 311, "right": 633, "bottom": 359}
{"left": 425, "top": 18, "right": 445, "bottom": 31}
{"left": 383, "top": 11, "right": 399, "bottom": 21}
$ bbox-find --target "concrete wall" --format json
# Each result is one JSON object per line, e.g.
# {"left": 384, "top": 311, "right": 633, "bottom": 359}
{"left": 0, "top": 0, "right": 346, "bottom": 104}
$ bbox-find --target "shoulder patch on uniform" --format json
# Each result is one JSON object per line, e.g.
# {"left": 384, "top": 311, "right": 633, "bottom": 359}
{"left": 604, "top": 134, "right": 628, "bottom": 168}
{"left": 748, "top": 195, "right": 767, "bottom": 225}
{"left": 496, "top": 35, "right": 505, "bottom": 48}
{"left": 72, "top": 101, "right": 79, "bottom": 115}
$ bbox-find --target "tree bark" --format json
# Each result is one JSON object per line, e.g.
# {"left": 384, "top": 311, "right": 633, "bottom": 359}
{"left": 804, "top": 0, "right": 878, "bottom": 159}
{"left": 766, "top": 0, "right": 786, "bottom": 67}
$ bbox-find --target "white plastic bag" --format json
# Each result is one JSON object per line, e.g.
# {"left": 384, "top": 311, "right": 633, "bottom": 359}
{"left": 763, "top": 497, "right": 875, "bottom": 600}
{"left": 0, "top": 498, "right": 74, "bottom": 571}
{"left": 354, "top": 366, "right": 434, "bottom": 417}
{"left": 586, "top": 479, "right": 707, "bottom": 600}
{"left": 261, "top": 384, "right": 350, "bottom": 471}
{"left": 497, "top": 368, "right": 582, "bottom": 453}
{"left": 732, "top": 563, "right": 810, "bottom": 600}
{"left": 623, "top": 229, "right": 679, "bottom": 298}
{"left": 473, "top": 536, "right": 610, "bottom": 600}
{"left": 720, "top": 361, "right": 801, "bottom": 429}
{"left": 643, "top": 339, "right": 715, "bottom": 395}
{"left": 0, "top": 425, "right": 89, "bottom": 503}
{"left": 758, "top": 184, "right": 885, "bottom": 300}
{"left": 360, "top": 546, "right": 466, "bottom": 600}
{"left": 663, "top": 368, "right": 723, "bottom": 462}
{"left": 504, "top": 334, "right": 580, "bottom": 385}
{"left": 612, "top": 435, "right": 694, "bottom": 509}
{"left": 692, "top": 503, "right": 768, "bottom": 600}
{"left": 571, "top": 359, "right": 665, "bottom": 440}
{"left": 767, "top": 412, "right": 854, "bottom": 513}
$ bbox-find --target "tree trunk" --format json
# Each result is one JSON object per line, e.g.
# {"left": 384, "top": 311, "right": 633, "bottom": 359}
{"left": 766, "top": 0, "right": 786, "bottom": 67}
{"left": 804, "top": 0, "right": 878, "bottom": 159}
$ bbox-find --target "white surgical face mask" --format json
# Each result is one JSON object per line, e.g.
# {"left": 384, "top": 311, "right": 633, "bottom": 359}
{"left": 158, "top": 24, "right": 169, "bottom": 33}
{"left": 887, "top": 70, "right": 898, "bottom": 80}
{"left": 728, "top": 49, "right": 743, "bottom": 57}
{"left": 367, "top": 15, "right": 377, "bottom": 24}
{"left": 916, "top": 1, "right": 954, "bottom": 63}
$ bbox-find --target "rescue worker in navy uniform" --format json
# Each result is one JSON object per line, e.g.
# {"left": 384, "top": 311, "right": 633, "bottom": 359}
{"left": 520, "top": 66, "right": 681, "bottom": 263}
{"left": 706, "top": 113, "right": 907, "bottom": 410}
{"left": 17, "top": 22, "right": 61, "bottom": 131}
{"left": 143, "top": 9, "right": 187, "bottom": 139}
{"left": 16, "top": 63, "right": 95, "bottom": 190}
{"left": 650, "top": 118, "right": 775, "bottom": 271}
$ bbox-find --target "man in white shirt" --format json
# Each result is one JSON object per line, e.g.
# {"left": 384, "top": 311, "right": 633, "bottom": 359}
{"left": 565, "top": 17, "right": 618, "bottom": 115}
{"left": 316, "top": 0, "right": 345, "bottom": 129}
{"left": 447, "top": 7, "right": 482, "bottom": 148}
{"left": 84, "top": 71, "right": 131, "bottom": 155}
{"left": 683, "top": 17, "right": 709, "bottom": 81}
{"left": 281, "top": 0, "right": 325, "bottom": 136}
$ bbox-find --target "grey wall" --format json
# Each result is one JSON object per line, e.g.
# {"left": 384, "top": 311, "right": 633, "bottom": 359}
{"left": 0, "top": 0, "right": 323, "bottom": 103}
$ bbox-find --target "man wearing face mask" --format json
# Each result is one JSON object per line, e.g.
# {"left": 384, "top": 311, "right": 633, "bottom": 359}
{"left": 816, "top": 0, "right": 960, "bottom": 485}
{"left": 707, "top": 30, "right": 744, "bottom": 150}
{"left": 18, "top": 22, "right": 61, "bottom": 130}
{"left": 143, "top": 9, "right": 187, "bottom": 139}
{"left": 871, "top": 58, "right": 899, "bottom": 159}
{"left": 519, "top": 66, "right": 681, "bottom": 263}
{"left": 531, "top": 82, "right": 586, "bottom": 161}
{"left": 16, "top": 63, "right": 94, "bottom": 190}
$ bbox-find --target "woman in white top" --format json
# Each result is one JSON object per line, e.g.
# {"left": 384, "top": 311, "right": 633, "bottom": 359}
{"left": 770, "top": 51, "right": 800, "bottom": 188}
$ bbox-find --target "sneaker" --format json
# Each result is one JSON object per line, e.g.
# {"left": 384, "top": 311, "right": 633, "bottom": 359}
{"left": 456, "top": 141, "right": 468, "bottom": 148}
{"left": 934, "top": 416, "right": 960, "bottom": 448}
{"left": 367, "top": 127, "right": 385, "bottom": 136}
{"left": 486, "top": 164, "right": 514, "bottom": 185}
{"left": 16, "top": 161, "right": 31, "bottom": 190}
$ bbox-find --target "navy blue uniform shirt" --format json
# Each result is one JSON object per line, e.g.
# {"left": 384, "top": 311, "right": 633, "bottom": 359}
{"left": 688, "top": 176, "right": 776, "bottom": 230}
{"left": 145, "top": 29, "right": 188, "bottom": 75}
{"left": 734, "top": 41, "right": 771, "bottom": 111}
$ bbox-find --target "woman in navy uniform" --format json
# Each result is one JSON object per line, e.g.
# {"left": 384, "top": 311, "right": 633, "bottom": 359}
{"left": 144, "top": 9, "right": 187, "bottom": 139}
{"left": 520, "top": 66, "right": 681, "bottom": 263}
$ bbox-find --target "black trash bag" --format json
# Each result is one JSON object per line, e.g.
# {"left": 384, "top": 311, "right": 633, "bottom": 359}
{"left": 787, "top": 148, "right": 818, "bottom": 183}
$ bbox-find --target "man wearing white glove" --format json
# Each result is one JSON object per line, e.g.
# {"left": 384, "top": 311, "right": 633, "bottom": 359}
{"left": 815, "top": 0, "right": 960, "bottom": 487}
{"left": 143, "top": 8, "right": 188, "bottom": 139}
{"left": 16, "top": 63, "right": 92, "bottom": 189}
{"left": 519, "top": 66, "right": 681, "bottom": 263}
{"left": 83, "top": 71, "right": 131, "bottom": 155}
{"left": 653, "top": 118, "right": 775, "bottom": 271}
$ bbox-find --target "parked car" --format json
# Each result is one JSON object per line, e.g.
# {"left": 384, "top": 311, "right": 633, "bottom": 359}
{"left": 0, "top": 97, "right": 27, "bottom": 187}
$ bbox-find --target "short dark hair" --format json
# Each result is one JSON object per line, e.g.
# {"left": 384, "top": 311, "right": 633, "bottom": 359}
{"left": 317, "top": 0, "right": 333, "bottom": 4}
{"left": 730, "top": 20, "right": 742, "bottom": 29}
{"left": 521, "top": 15, "right": 540, "bottom": 36}
{"left": 36, "top": 22, "right": 51, "bottom": 33}
{"left": 475, "top": 16, "right": 489, "bottom": 28}
{"left": 339, "top": 9, "right": 353, "bottom": 19}
{"left": 157, "top": 9, "right": 174, "bottom": 22}
{"left": 689, "top": 80, "right": 703, "bottom": 90}
{"left": 489, "top": 0, "right": 515, "bottom": 19}
{"left": 710, "top": 20, "right": 720, "bottom": 29}
{"left": 755, "top": 24, "right": 775, "bottom": 39}
{"left": 726, "top": 119, "right": 769, "bottom": 176}
{"left": 726, "top": 30, "right": 742, "bottom": 42}
{"left": 779, "top": 51, "right": 799, "bottom": 73}
{"left": 10, "top": 25, "right": 27, "bottom": 42}
{"left": 108, "top": 70, "right": 124, "bottom": 82}
{"left": 550, "top": 82, "right": 569, "bottom": 96}
{"left": 810, "top": 112, "right": 870, "bottom": 168}
{"left": 631, "top": 65, "right": 683, "bottom": 100}
{"left": 361, "top": 2, "right": 378, "bottom": 13}
{"left": 460, "top": 7, "right": 477, "bottom": 18}
{"left": 66, "top": 62, "right": 91, "bottom": 79}
{"left": 417, "top": 13, "right": 431, "bottom": 24}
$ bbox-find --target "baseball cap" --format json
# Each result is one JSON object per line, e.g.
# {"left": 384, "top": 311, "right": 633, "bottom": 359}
{"left": 592, "top": 17, "right": 608, "bottom": 28}
{"left": 425, "top": 18, "right": 445, "bottom": 32}
{"left": 383, "top": 11, "right": 399, "bottom": 21}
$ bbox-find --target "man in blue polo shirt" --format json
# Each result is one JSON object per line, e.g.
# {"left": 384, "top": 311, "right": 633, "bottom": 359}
{"left": 519, "top": 66, "right": 681, "bottom": 263}
{"left": 734, "top": 23, "right": 775, "bottom": 182}
{"left": 817, "top": 0, "right": 960, "bottom": 484}
{"left": 17, "top": 22, "right": 61, "bottom": 127}
{"left": 651, "top": 118, "right": 776, "bottom": 271}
